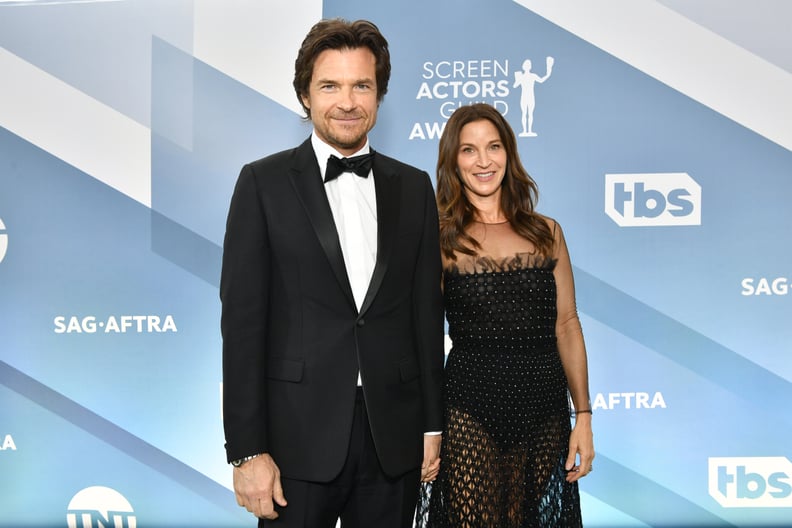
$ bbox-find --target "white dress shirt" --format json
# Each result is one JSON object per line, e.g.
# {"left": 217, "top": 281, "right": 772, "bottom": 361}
{"left": 312, "top": 133, "right": 377, "bottom": 311}
{"left": 312, "top": 133, "right": 376, "bottom": 387}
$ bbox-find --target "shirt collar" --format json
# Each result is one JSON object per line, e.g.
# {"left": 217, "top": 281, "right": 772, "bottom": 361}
{"left": 311, "top": 132, "right": 371, "bottom": 181}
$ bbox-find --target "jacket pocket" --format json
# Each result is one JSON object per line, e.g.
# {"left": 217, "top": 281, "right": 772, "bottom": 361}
{"left": 398, "top": 357, "right": 419, "bottom": 383}
{"left": 266, "top": 357, "right": 304, "bottom": 382}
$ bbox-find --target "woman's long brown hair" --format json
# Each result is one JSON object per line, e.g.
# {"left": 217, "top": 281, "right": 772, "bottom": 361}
{"left": 436, "top": 103, "right": 554, "bottom": 260}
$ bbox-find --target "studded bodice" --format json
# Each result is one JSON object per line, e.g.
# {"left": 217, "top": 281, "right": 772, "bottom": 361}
{"left": 444, "top": 254, "right": 558, "bottom": 355}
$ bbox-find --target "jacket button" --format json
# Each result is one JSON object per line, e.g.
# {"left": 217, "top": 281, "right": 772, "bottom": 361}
{"left": 357, "top": 318, "right": 365, "bottom": 327}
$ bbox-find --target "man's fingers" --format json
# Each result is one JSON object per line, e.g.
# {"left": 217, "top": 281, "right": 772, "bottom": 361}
{"left": 256, "top": 496, "right": 279, "bottom": 520}
{"left": 272, "top": 477, "right": 288, "bottom": 507}
{"left": 421, "top": 457, "right": 441, "bottom": 482}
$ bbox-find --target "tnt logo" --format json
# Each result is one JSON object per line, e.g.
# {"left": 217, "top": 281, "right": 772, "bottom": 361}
{"left": 0, "top": 216, "right": 7, "bottom": 263}
{"left": 605, "top": 173, "right": 701, "bottom": 227}
{"left": 67, "top": 486, "right": 136, "bottom": 528}
{"left": 708, "top": 457, "right": 792, "bottom": 508}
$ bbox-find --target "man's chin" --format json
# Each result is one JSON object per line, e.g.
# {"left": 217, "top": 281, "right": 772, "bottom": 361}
{"left": 328, "top": 133, "right": 368, "bottom": 152}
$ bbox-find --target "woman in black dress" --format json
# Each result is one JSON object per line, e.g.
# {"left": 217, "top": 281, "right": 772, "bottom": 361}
{"left": 419, "top": 103, "right": 594, "bottom": 527}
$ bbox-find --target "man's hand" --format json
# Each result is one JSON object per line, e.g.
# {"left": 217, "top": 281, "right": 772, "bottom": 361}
{"left": 233, "top": 453, "right": 288, "bottom": 519}
{"left": 421, "top": 434, "right": 442, "bottom": 482}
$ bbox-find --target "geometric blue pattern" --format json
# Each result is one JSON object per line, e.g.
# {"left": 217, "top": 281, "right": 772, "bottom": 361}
{"left": 1, "top": 0, "right": 790, "bottom": 525}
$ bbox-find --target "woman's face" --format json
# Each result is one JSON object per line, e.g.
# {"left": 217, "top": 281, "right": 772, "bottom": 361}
{"left": 456, "top": 118, "right": 507, "bottom": 201}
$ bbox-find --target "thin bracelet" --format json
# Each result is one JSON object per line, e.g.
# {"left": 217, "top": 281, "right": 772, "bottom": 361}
{"left": 230, "top": 453, "right": 262, "bottom": 467}
{"left": 575, "top": 409, "right": 593, "bottom": 415}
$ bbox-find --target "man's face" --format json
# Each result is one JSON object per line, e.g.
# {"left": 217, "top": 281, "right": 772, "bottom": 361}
{"left": 301, "top": 47, "right": 379, "bottom": 156}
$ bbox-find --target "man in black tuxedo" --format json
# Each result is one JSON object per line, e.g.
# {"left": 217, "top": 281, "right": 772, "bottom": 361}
{"left": 220, "top": 19, "right": 445, "bottom": 527}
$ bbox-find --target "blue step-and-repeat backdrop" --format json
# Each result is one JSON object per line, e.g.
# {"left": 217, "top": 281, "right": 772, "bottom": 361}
{"left": 1, "top": 1, "right": 790, "bottom": 526}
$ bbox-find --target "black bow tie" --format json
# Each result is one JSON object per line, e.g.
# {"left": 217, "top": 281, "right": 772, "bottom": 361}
{"left": 324, "top": 153, "right": 374, "bottom": 183}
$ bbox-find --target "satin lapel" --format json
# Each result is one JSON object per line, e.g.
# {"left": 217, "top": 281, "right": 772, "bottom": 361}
{"left": 288, "top": 140, "right": 356, "bottom": 309}
{"left": 359, "top": 156, "right": 401, "bottom": 316}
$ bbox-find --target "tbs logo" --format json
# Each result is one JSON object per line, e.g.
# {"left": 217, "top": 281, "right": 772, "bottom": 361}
{"left": 605, "top": 173, "right": 701, "bottom": 227}
{"left": 708, "top": 457, "right": 792, "bottom": 508}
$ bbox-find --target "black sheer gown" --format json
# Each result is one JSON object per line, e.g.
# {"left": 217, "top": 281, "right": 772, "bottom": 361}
{"left": 417, "top": 220, "right": 583, "bottom": 527}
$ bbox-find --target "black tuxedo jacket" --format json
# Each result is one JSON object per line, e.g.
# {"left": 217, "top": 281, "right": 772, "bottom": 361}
{"left": 221, "top": 137, "right": 445, "bottom": 481}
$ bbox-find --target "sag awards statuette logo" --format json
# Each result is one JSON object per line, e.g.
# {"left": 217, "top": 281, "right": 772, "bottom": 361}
{"left": 513, "top": 57, "right": 554, "bottom": 137}
{"left": 0, "top": 217, "right": 8, "bottom": 264}
{"left": 67, "top": 486, "right": 136, "bottom": 528}
{"left": 411, "top": 56, "right": 554, "bottom": 140}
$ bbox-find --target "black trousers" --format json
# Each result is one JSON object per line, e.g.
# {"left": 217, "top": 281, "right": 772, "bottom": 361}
{"left": 260, "top": 389, "right": 421, "bottom": 528}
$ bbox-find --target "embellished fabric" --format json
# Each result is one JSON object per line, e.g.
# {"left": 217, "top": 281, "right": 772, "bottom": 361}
{"left": 417, "top": 221, "right": 582, "bottom": 527}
